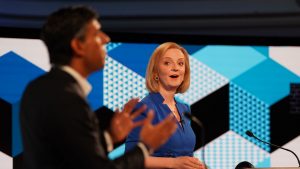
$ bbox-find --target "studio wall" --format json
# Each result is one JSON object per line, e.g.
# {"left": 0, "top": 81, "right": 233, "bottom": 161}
{"left": 0, "top": 37, "right": 300, "bottom": 169}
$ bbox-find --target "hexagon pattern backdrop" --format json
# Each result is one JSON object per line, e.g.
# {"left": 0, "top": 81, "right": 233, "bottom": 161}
{"left": 1, "top": 38, "right": 300, "bottom": 169}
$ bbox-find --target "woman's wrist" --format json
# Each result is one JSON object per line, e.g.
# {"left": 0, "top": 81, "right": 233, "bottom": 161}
{"left": 167, "top": 157, "right": 176, "bottom": 169}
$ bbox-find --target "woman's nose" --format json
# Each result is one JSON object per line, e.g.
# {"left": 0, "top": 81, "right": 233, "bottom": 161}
{"left": 171, "top": 68, "right": 178, "bottom": 72}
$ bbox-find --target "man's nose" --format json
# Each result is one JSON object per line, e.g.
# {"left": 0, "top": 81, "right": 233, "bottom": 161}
{"left": 100, "top": 31, "right": 111, "bottom": 44}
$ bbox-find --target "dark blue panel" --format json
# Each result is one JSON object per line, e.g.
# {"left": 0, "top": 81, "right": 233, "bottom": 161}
{"left": 13, "top": 101, "right": 21, "bottom": 156}
{"left": 181, "top": 44, "right": 205, "bottom": 55}
{"left": 0, "top": 51, "right": 46, "bottom": 103}
{"left": 0, "top": 51, "right": 46, "bottom": 157}
{"left": 87, "top": 69, "right": 103, "bottom": 111}
{"left": 108, "top": 43, "right": 158, "bottom": 77}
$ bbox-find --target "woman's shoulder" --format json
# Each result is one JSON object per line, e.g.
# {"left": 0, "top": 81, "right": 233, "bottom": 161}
{"left": 140, "top": 94, "right": 156, "bottom": 107}
{"left": 176, "top": 99, "right": 191, "bottom": 112}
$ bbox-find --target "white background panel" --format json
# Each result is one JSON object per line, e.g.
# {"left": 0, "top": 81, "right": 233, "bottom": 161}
{"left": 269, "top": 46, "right": 300, "bottom": 77}
{"left": 271, "top": 135, "right": 300, "bottom": 167}
{"left": 0, "top": 151, "right": 12, "bottom": 169}
{"left": 0, "top": 38, "right": 50, "bottom": 71}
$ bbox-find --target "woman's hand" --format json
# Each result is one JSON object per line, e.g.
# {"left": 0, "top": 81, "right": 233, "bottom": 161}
{"left": 172, "top": 156, "right": 205, "bottom": 169}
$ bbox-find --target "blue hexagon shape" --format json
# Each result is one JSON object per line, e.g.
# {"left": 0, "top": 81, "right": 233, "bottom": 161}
{"left": 0, "top": 51, "right": 45, "bottom": 156}
{"left": 87, "top": 69, "right": 103, "bottom": 111}
{"left": 108, "top": 43, "right": 158, "bottom": 77}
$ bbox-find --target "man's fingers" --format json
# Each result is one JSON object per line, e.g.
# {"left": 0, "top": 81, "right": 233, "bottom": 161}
{"left": 144, "top": 110, "right": 154, "bottom": 124}
{"left": 157, "top": 114, "right": 176, "bottom": 128}
{"left": 161, "top": 115, "right": 177, "bottom": 137}
{"left": 132, "top": 120, "right": 145, "bottom": 128}
{"left": 131, "top": 104, "right": 146, "bottom": 119}
{"left": 114, "top": 108, "right": 120, "bottom": 114}
{"left": 123, "top": 98, "right": 139, "bottom": 114}
{"left": 168, "top": 121, "right": 177, "bottom": 135}
{"left": 153, "top": 114, "right": 177, "bottom": 144}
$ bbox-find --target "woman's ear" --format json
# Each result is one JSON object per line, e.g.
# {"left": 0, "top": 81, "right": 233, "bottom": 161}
{"left": 71, "top": 38, "right": 85, "bottom": 57}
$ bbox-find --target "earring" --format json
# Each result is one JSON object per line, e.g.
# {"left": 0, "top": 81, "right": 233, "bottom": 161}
{"left": 155, "top": 76, "right": 159, "bottom": 81}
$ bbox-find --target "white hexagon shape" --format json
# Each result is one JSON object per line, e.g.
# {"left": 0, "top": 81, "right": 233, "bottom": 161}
{"left": 269, "top": 46, "right": 300, "bottom": 77}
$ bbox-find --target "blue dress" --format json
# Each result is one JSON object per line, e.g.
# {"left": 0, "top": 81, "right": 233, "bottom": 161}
{"left": 125, "top": 92, "right": 196, "bottom": 157}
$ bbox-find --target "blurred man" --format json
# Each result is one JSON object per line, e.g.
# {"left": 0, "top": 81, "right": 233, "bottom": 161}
{"left": 20, "top": 6, "right": 177, "bottom": 169}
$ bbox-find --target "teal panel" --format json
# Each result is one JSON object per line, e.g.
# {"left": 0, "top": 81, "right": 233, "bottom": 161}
{"left": 251, "top": 46, "right": 269, "bottom": 58}
{"left": 108, "top": 144, "right": 125, "bottom": 160}
{"left": 256, "top": 157, "right": 271, "bottom": 168}
{"left": 232, "top": 59, "right": 300, "bottom": 105}
{"left": 230, "top": 82, "right": 270, "bottom": 152}
{"left": 192, "top": 45, "right": 266, "bottom": 80}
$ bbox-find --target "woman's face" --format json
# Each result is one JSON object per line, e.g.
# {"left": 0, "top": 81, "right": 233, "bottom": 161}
{"left": 157, "top": 48, "right": 186, "bottom": 92}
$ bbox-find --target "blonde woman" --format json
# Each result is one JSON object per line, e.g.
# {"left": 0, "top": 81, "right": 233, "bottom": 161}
{"left": 125, "top": 42, "right": 204, "bottom": 169}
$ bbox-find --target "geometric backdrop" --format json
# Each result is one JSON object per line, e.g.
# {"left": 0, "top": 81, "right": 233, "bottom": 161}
{"left": 0, "top": 38, "right": 299, "bottom": 169}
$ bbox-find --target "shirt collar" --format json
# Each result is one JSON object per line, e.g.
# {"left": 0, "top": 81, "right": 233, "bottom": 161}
{"left": 61, "top": 66, "right": 92, "bottom": 96}
{"left": 150, "top": 92, "right": 165, "bottom": 103}
{"left": 150, "top": 92, "right": 178, "bottom": 105}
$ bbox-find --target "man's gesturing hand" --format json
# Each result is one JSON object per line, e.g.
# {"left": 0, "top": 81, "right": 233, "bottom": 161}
{"left": 109, "top": 98, "right": 146, "bottom": 143}
{"left": 140, "top": 110, "right": 177, "bottom": 152}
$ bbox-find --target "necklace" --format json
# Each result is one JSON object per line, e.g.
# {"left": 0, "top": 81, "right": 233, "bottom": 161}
{"left": 170, "top": 108, "right": 179, "bottom": 120}
{"left": 170, "top": 108, "right": 183, "bottom": 126}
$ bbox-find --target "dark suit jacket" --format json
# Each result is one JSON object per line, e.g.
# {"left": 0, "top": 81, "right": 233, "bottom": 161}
{"left": 20, "top": 68, "right": 145, "bottom": 169}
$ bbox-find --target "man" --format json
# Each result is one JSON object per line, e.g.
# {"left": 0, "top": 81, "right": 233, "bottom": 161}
{"left": 20, "top": 6, "right": 177, "bottom": 169}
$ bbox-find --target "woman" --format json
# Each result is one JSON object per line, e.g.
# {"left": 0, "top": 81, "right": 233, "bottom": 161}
{"left": 125, "top": 42, "right": 204, "bottom": 169}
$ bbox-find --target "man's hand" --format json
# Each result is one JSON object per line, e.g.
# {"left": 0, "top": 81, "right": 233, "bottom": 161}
{"left": 140, "top": 110, "right": 177, "bottom": 152}
{"left": 109, "top": 98, "right": 146, "bottom": 143}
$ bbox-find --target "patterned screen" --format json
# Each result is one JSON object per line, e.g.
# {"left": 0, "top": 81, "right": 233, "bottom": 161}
{"left": 0, "top": 38, "right": 300, "bottom": 169}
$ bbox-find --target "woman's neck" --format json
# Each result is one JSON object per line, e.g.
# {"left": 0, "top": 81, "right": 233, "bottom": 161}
{"left": 158, "top": 87, "right": 176, "bottom": 105}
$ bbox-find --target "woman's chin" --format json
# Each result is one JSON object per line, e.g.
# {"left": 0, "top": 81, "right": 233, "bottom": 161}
{"left": 164, "top": 85, "right": 180, "bottom": 91}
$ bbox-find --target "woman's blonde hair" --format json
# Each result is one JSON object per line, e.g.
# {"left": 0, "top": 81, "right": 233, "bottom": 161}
{"left": 145, "top": 42, "right": 190, "bottom": 93}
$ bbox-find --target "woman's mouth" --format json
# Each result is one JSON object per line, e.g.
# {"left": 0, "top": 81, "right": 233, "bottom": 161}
{"left": 169, "top": 75, "right": 179, "bottom": 78}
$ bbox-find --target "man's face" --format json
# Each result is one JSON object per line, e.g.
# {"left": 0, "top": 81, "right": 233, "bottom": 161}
{"left": 80, "top": 19, "right": 110, "bottom": 73}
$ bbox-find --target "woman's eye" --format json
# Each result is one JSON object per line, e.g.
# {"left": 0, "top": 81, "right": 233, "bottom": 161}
{"left": 164, "top": 62, "right": 170, "bottom": 65}
{"left": 179, "top": 62, "right": 184, "bottom": 66}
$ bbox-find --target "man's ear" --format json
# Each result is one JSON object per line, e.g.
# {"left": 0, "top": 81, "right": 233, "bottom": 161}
{"left": 71, "top": 38, "right": 85, "bottom": 57}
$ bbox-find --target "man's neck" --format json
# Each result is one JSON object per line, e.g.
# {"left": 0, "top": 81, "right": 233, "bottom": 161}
{"left": 69, "top": 57, "right": 91, "bottom": 78}
{"left": 60, "top": 65, "right": 92, "bottom": 97}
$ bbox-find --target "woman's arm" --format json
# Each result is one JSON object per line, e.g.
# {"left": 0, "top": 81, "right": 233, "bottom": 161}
{"left": 145, "top": 156, "right": 174, "bottom": 169}
{"left": 145, "top": 156, "right": 204, "bottom": 169}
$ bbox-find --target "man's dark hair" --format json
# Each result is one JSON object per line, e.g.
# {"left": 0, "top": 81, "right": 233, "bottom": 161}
{"left": 41, "top": 6, "right": 98, "bottom": 65}
{"left": 235, "top": 161, "right": 254, "bottom": 169}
